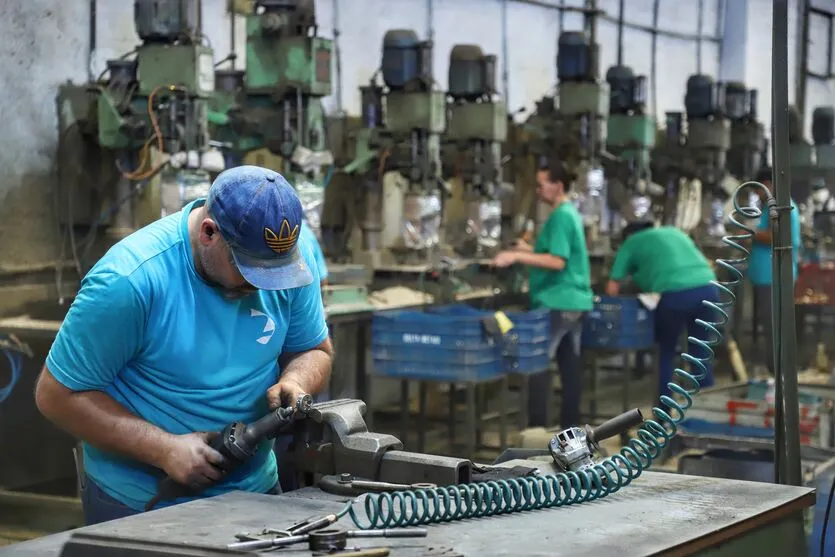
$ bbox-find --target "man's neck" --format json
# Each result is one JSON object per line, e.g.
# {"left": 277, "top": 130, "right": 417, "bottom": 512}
{"left": 550, "top": 194, "right": 568, "bottom": 208}
{"left": 186, "top": 206, "right": 209, "bottom": 280}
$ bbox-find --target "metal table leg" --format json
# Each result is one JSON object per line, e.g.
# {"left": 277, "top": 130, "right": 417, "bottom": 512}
{"left": 418, "top": 382, "right": 428, "bottom": 453}
{"left": 448, "top": 382, "right": 456, "bottom": 449}
{"left": 466, "top": 383, "right": 477, "bottom": 460}
{"left": 518, "top": 375, "right": 530, "bottom": 430}
{"left": 400, "top": 380, "right": 409, "bottom": 447}
{"left": 499, "top": 375, "right": 509, "bottom": 451}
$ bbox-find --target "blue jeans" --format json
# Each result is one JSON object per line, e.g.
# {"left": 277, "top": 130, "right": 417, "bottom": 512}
{"left": 80, "top": 475, "right": 281, "bottom": 526}
{"left": 528, "top": 311, "right": 585, "bottom": 428}
{"left": 655, "top": 285, "right": 718, "bottom": 399}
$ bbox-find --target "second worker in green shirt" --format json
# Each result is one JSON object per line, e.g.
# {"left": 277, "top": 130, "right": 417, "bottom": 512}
{"left": 606, "top": 223, "right": 718, "bottom": 400}
{"left": 492, "top": 160, "right": 592, "bottom": 428}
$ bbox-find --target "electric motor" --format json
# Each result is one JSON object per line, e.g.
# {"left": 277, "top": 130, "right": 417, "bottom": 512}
{"left": 382, "top": 29, "right": 432, "bottom": 91}
{"left": 724, "top": 82, "right": 749, "bottom": 121}
{"left": 606, "top": 65, "right": 647, "bottom": 115}
{"left": 685, "top": 74, "right": 724, "bottom": 120}
{"left": 134, "top": 0, "right": 200, "bottom": 43}
{"left": 448, "top": 44, "right": 497, "bottom": 101}
{"left": 812, "top": 106, "right": 835, "bottom": 145}
{"left": 557, "top": 32, "right": 597, "bottom": 83}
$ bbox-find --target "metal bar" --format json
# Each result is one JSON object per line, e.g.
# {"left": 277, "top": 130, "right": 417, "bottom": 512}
{"left": 828, "top": 15, "right": 834, "bottom": 79}
{"left": 696, "top": 0, "right": 704, "bottom": 73}
{"left": 332, "top": 0, "right": 343, "bottom": 113}
{"left": 501, "top": 0, "right": 510, "bottom": 104}
{"left": 650, "top": 0, "right": 660, "bottom": 121}
{"left": 426, "top": 0, "right": 434, "bottom": 42}
{"left": 617, "top": 0, "right": 625, "bottom": 66}
{"left": 796, "top": 0, "right": 809, "bottom": 129}
{"left": 771, "top": 0, "right": 803, "bottom": 488}
{"left": 715, "top": 0, "right": 725, "bottom": 77}
{"left": 509, "top": 0, "right": 722, "bottom": 42}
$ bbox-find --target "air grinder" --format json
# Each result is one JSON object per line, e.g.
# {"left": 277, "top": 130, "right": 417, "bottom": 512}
{"left": 145, "top": 393, "right": 313, "bottom": 511}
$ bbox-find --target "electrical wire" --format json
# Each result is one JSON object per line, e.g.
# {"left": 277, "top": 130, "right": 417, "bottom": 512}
{"left": 0, "top": 336, "right": 30, "bottom": 405}
{"left": 338, "top": 181, "right": 771, "bottom": 530}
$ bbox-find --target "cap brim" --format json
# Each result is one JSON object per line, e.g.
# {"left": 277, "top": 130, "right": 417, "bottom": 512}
{"left": 231, "top": 246, "right": 314, "bottom": 291}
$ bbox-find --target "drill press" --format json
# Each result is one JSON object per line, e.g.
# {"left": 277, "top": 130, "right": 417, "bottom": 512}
{"left": 652, "top": 75, "right": 731, "bottom": 240}
{"left": 443, "top": 44, "right": 508, "bottom": 260}
{"left": 725, "top": 83, "right": 766, "bottom": 182}
{"left": 522, "top": 31, "right": 610, "bottom": 255}
{"left": 343, "top": 29, "right": 447, "bottom": 274}
{"left": 603, "top": 65, "right": 658, "bottom": 230}
{"left": 210, "top": 0, "right": 334, "bottom": 186}
{"left": 57, "top": 0, "right": 221, "bottom": 240}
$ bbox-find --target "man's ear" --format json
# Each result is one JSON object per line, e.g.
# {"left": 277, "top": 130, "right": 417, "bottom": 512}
{"left": 198, "top": 219, "right": 220, "bottom": 246}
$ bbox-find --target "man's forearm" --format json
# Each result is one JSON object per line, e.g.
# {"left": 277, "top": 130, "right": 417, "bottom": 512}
{"left": 516, "top": 251, "right": 565, "bottom": 271}
{"left": 279, "top": 346, "right": 333, "bottom": 395}
{"left": 35, "top": 371, "right": 174, "bottom": 470}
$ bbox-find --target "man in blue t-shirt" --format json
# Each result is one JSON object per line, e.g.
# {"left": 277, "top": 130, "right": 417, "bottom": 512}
{"left": 34, "top": 166, "right": 333, "bottom": 525}
{"left": 748, "top": 167, "right": 801, "bottom": 373}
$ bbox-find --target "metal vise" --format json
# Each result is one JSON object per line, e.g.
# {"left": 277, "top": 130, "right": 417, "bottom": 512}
{"left": 285, "top": 399, "right": 472, "bottom": 488}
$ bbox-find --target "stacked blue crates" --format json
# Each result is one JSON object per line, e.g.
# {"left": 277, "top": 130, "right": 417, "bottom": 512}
{"left": 371, "top": 309, "right": 504, "bottom": 382}
{"left": 426, "top": 305, "right": 551, "bottom": 374}
{"left": 582, "top": 296, "right": 654, "bottom": 350}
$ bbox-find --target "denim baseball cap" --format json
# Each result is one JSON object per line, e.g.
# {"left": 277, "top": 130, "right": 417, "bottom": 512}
{"left": 206, "top": 165, "right": 313, "bottom": 290}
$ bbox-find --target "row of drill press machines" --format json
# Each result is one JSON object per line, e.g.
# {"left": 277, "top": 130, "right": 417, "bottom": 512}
{"left": 55, "top": 0, "right": 835, "bottom": 301}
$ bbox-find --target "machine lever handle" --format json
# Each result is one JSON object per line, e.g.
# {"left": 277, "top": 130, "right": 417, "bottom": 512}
{"left": 589, "top": 408, "right": 644, "bottom": 445}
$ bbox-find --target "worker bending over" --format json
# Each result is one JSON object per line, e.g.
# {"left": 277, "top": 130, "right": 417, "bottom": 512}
{"left": 492, "top": 159, "right": 592, "bottom": 428}
{"left": 606, "top": 222, "right": 717, "bottom": 399}
{"left": 34, "top": 166, "right": 333, "bottom": 525}
{"left": 748, "top": 167, "right": 801, "bottom": 374}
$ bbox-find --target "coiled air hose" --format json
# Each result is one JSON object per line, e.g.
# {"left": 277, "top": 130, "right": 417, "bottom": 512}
{"left": 336, "top": 182, "right": 774, "bottom": 530}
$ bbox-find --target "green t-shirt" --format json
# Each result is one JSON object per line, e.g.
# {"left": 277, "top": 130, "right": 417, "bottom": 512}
{"left": 528, "top": 202, "right": 593, "bottom": 311}
{"left": 610, "top": 226, "right": 716, "bottom": 293}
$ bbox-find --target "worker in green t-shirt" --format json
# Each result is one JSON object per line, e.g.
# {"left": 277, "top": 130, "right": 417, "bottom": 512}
{"left": 492, "top": 160, "right": 592, "bottom": 428}
{"left": 605, "top": 222, "right": 718, "bottom": 400}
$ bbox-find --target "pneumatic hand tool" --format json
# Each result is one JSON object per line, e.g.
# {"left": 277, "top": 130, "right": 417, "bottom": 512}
{"left": 145, "top": 393, "right": 313, "bottom": 511}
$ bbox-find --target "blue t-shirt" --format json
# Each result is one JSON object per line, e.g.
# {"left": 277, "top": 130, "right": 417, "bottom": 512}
{"left": 748, "top": 199, "right": 801, "bottom": 286}
{"left": 45, "top": 199, "right": 328, "bottom": 510}
{"left": 300, "top": 222, "right": 328, "bottom": 281}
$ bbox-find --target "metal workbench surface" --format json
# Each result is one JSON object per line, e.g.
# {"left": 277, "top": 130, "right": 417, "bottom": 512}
{"left": 0, "top": 471, "right": 814, "bottom": 557}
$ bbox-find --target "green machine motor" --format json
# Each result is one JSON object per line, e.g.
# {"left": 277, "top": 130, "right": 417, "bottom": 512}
{"left": 97, "top": 0, "right": 212, "bottom": 153}
{"left": 445, "top": 44, "right": 507, "bottom": 200}
{"left": 211, "top": 0, "right": 333, "bottom": 182}
{"left": 56, "top": 0, "right": 216, "bottom": 231}
{"left": 522, "top": 32, "right": 609, "bottom": 170}
{"left": 725, "top": 83, "right": 766, "bottom": 182}
{"left": 605, "top": 65, "right": 655, "bottom": 190}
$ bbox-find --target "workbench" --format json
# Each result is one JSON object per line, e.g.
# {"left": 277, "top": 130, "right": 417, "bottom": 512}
{"left": 0, "top": 470, "right": 813, "bottom": 557}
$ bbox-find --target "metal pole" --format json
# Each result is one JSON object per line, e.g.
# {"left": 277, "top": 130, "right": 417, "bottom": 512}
{"left": 501, "top": 0, "right": 510, "bottom": 104}
{"left": 617, "top": 0, "right": 625, "bottom": 66}
{"left": 696, "top": 0, "right": 704, "bottom": 73}
{"left": 332, "top": 0, "right": 343, "bottom": 113}
{"left": 771, "top": 0, "right": 803, "bottom": 487}
{"left": 426, "top": 0, "right": 434, "bottom": 42}
{"left": 650, "top": 0, "right": 659, "bottom": 124}
{"left": 795, "top": 0, "right": 809, "bottom": 130}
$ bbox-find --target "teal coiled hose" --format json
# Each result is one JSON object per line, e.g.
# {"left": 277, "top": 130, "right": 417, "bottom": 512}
{"left": 337, "top": 181, "right": 774, "bottom": 530}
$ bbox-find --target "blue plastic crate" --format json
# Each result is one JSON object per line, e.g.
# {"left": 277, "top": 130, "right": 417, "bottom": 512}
{"left": 582, "top": 296, "right": 654, "bottom": 350}
{"left": 371, "top": 309, "right": 504, "bottom": 382}
{"left": 428, "top": 305, "right": 551, "bottom": 348}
